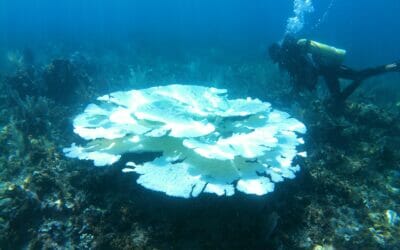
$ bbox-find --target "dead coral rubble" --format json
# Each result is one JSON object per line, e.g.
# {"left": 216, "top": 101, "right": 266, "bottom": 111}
{"left": 287, "top": 100, "right": 400, "bottom": 249}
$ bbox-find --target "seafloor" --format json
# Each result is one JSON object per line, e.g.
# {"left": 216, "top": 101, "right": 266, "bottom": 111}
{"left": 0, "top": 45, "right": 399, "bottom": 250}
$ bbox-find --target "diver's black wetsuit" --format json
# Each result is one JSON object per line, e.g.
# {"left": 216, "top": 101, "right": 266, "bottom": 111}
{"left": 321, "top": 64, "right": 399, "bottom": 101}
{"left": 269, "top": 36, "right": 400, "bottom": 102}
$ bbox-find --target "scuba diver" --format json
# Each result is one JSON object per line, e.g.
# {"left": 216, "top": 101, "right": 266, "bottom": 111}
{"left": 269, "top": 35, "right": 400, "bottom": 104}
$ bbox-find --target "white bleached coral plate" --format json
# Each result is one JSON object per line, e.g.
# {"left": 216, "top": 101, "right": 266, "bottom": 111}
{"left": 64, "top": 84, "right": 306, "bottom": 198}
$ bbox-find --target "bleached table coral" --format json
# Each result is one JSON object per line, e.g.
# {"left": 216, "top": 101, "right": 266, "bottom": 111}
{"left": 64, "top": 84, "right": 306, "bottom": 198}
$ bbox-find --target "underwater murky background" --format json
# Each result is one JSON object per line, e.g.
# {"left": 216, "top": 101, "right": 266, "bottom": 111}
{"left": 0, "top": 0, "right": 399, "bottom": 249}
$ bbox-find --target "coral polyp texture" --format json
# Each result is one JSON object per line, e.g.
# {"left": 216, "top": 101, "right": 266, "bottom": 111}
{"left": 63, "top": 84, "right": 306, "bottom": 198}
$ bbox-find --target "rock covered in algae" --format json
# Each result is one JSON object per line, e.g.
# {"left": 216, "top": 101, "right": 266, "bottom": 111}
{"left": 63, "top": 84, "right": 306, "bottom": 198}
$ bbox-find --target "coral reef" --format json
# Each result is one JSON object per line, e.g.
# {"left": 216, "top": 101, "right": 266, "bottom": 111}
{"left": 43, "top": 58, "right": 93, "bottom": 104}
{"left": 0, "top": 47, "right": 399, "bottom": 249}
{"left": 64, "top": 84, "right": 306, "bottom": 198}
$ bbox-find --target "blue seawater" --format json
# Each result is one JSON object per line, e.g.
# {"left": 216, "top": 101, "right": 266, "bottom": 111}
{"left": 0, "top": 0, "right": 399, "bottom": 67}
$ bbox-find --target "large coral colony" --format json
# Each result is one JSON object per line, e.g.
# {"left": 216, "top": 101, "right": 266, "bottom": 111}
{"left": 0, "top": 48, "right": 399, "bottom": 249}
{"left": 63, "top": 84, "right": 306, "bottom": 198}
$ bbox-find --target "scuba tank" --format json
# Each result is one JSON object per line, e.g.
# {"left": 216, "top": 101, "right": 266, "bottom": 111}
{"left": 297, "top": 38, "right": 346, "bottom": 67}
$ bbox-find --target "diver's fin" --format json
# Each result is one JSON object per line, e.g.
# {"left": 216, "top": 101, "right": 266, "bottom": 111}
{"left": 385, "top": 61, "right": 400, "bottom": 72}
